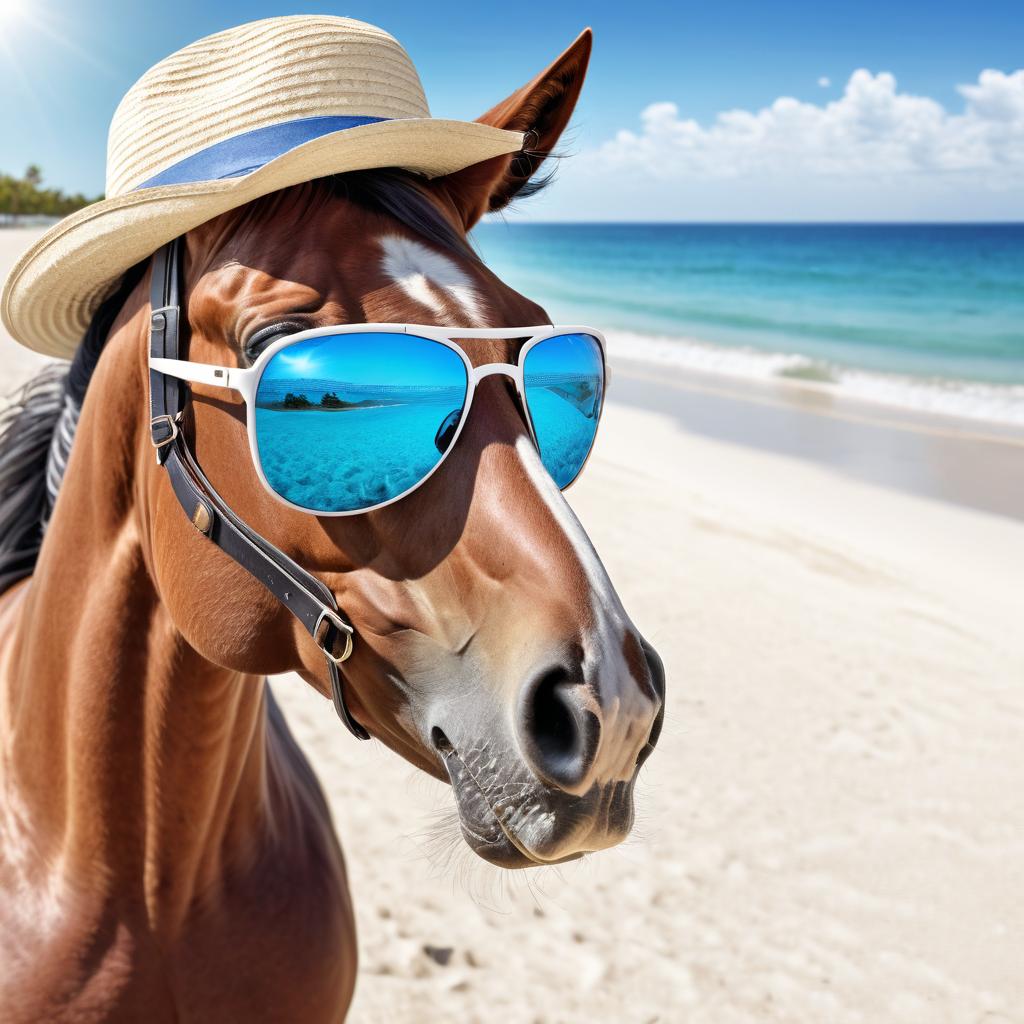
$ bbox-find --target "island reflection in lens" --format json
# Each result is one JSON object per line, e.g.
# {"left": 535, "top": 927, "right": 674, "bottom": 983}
{"left": 254, "top": 332, "right": 468, "bottom": 512}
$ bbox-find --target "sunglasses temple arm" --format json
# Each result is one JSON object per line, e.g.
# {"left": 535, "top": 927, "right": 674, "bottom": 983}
{"left": 149, "top": 356, "right": 247, "bottom": 396}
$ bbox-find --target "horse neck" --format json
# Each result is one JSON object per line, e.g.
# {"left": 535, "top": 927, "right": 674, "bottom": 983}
{"left": 0, "top": 317, "right": 269, "bottom": 930}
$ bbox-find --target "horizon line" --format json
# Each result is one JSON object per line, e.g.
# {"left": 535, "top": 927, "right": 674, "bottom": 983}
{"left": 481, "top": 219, "right": 1024, "bottom": 227}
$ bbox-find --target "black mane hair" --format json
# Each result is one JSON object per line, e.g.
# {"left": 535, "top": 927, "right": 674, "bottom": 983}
{"left": 0, "top": 262, "right": 146, "bottom": 593}
{"left": 0, "top": 166, "right": 552, "bottom": 595}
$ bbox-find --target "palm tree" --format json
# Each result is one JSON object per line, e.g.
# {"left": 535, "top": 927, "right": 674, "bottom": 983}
{"left": 0, "top": 166, "right": 100, "bottom": 219}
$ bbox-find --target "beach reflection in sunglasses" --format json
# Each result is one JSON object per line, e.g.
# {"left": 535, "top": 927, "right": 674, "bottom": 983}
{"left": 253, "top": 331, "right": 604, "bottom": 512}
{"left": 524, "top": 333, "right": 604, "bottom": 488}
{"left": 255, "top": 333, "right": 468, "bottom": 512}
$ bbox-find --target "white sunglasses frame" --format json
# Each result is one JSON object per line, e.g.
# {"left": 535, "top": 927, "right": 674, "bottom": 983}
{"left": 149, "top": 323, "right": 608, "bottom": 516}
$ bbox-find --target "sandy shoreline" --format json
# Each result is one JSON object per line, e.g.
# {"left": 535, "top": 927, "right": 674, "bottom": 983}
{"left": 291, "top": 394, "right": 1024, "bottom": 1023}
{"left": 2, "top": 229, "right": 1023, "bottom": 1021}
{"left": 611, "top": 357, "right": 1024, "bottom": 521}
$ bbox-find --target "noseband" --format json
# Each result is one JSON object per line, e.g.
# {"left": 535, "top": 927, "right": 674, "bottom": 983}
{"left": 147, "top": 238, "right": 369, "bottom": 740}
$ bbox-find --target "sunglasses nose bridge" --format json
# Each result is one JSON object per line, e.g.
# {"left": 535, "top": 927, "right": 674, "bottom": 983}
{"left": 469, "top": 362, "right": 520, "bottom": 386}
{"left": 466, "top": 362, "right": 534, "bottom": 442}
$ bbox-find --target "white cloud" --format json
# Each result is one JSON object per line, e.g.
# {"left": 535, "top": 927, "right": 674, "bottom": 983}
{"left": 958, "top": 68, "right": 1024, "bottom": 122}
{"left": 518, "top": 69, "right": 1024, "bottom": 221}
{"left": 596, "top": 69, "right": 1024, "bottom": 184}
{"left": 817, "top": 76, "right": 831, "bottom": 88}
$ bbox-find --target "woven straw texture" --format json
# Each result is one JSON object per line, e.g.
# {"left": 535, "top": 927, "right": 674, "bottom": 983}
{"left": 2, "top": 16, "right": 523, "bottom": 356}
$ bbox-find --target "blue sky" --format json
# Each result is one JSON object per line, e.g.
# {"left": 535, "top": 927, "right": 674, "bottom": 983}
{"left": 1, "top": 0, "right": 1022, "bottom": 220}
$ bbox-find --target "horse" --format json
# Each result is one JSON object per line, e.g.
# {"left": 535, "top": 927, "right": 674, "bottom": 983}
{"left": 0, "top": 32, "right": 664, "bottom": 1021}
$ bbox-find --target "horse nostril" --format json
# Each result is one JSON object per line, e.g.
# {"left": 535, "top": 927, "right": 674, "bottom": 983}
{"left": 531, "top": 668, "right": 576, "bottom": 760}
{"left": 518, "top": 666, "right": 600, "bottom": 791}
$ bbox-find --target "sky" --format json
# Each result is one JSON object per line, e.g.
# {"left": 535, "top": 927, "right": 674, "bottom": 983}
{"left": 1, "top": 0, "right": 1022, "bottom": 221}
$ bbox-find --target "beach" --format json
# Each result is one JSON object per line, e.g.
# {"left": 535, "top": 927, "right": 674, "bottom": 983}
{"left": 2, "top": 227, "right": 1023, "bottom": 1022}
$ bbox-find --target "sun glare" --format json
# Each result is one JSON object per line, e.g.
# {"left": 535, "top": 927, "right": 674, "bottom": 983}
{"left": 0, "top": 0, "right": 26, "bottom": 26}
{"left": 276, "top": 351, "right": 319, "bottom": 375}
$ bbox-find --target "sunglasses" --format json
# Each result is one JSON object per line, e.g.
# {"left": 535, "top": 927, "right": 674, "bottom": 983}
{"left": 150, "top": 324, "right": 607, "bottom": 515}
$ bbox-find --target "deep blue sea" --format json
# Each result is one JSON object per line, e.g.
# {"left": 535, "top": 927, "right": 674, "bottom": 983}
{"left": 473, "top": 223, "right": 1024, "bottom": 424}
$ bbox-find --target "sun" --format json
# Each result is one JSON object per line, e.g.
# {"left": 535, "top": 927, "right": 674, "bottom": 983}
{"left": 0, "top": 0, "right": 27, "bottom": 26}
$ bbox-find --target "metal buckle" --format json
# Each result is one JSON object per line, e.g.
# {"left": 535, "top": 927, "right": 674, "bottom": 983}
{"left": 314, "top": 609, "right": 354, "bottom": 664}
{"left": 150, "top": 413, "right": 180, "bottom": 449}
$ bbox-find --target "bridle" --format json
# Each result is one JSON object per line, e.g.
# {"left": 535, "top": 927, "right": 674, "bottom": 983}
{"left": 147, "top": 238, "right": 370, "bottom": 740}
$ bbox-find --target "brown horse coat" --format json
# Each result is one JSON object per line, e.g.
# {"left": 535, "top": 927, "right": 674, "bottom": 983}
{"left": 0, "top": 30, "right": 663, "bottom": 1021}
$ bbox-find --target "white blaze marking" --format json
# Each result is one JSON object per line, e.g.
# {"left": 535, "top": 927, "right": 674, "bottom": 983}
{"left": 379, "top": 235, "right": 486, "bottom": 323}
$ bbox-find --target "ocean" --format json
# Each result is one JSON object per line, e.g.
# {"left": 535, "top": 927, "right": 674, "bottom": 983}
{"left": 473, "top": 223, "right": 1024, "bottom": 426}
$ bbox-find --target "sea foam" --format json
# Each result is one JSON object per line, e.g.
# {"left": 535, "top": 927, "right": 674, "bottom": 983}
{"left": 607, "top": 330, "right": 1024, "bottom": 429}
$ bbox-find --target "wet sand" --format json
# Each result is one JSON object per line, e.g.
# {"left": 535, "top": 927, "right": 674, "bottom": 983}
{"left": 2, "top": 228, "right": 1023, "bottom": 1022}
{"left": 611, "top": 357, "right": 1024, "bottom": 521}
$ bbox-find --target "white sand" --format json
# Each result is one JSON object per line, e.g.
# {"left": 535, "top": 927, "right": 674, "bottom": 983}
{"left": 2, "top": 230, "right": 1023, "bottom": 1022}
{"left": 299, "top": 399, "right": 1024, "bottom": 1024}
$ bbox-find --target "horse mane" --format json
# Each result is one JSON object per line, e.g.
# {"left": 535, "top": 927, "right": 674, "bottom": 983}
{"left": 0, "top": 262, "right": 147, "bottom": 594}
{"left": 0, "top": 166, "right": 538, "bottom": 596}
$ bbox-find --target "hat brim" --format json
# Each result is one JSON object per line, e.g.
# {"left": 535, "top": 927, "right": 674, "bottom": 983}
{"left": 2, "top": 118, "right": 523, "bottom": 357}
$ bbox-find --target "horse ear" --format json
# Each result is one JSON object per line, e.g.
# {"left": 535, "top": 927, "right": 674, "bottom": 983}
{"left": 437, "top": 28, "right": 592, "bottom": 229}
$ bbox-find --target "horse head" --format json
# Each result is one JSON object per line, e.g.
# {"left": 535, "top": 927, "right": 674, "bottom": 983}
{"left": 129, "top": 31, "right": 664, "bottom": 868}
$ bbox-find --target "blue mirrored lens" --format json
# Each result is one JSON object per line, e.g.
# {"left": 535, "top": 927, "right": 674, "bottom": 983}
{"left": 522, "top": 334, "right": 604, "bottom": 488}
{"left": 254, "top": 333, "right": 467, "bottom": 512}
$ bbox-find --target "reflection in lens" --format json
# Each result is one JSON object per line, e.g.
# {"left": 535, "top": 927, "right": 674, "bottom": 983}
{"left": 522, "top": 333, "right": 604, "bottom": 488}
{"left": 254, "top": 333, "right": 467, "bottom": 512}
{"left": 433, "top": 409, "right": 462, "bottom": 454}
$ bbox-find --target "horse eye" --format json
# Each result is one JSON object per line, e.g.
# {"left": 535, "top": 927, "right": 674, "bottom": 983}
{"left": 242, "top": 321, "right": 304, "bottom": 364}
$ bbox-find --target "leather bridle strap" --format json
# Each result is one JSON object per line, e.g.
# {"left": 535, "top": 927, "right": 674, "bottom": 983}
{"left": 147, "top": 238, "right": 369, "bottom": 740}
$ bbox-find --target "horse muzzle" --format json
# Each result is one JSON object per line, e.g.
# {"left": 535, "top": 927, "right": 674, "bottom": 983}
{"left": 430, "top": 632, "right": 664, "bottom": 868}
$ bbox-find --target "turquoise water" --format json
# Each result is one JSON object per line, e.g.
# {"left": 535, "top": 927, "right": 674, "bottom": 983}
{"left": 254, "top": 369, "right": 601, "bottom": 509}
{"left": 473, "top": 223, "right": 1024, "bottom": 386}
{"left": 256, "top": 404, "right": 454, "bottom": 511}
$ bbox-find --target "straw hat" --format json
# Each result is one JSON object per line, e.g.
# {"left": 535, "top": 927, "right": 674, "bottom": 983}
{"left": 2, "top": 15, "right": 525, "bottom": 357}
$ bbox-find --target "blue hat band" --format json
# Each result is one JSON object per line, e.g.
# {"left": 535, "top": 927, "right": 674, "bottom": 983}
{"left": 135, "top": 115, "right": 391, "bottom": 190}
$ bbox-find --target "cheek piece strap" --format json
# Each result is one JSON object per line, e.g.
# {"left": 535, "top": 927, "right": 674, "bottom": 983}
{"left": 147, "top": 237, "right": 370, "bottom": 741}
